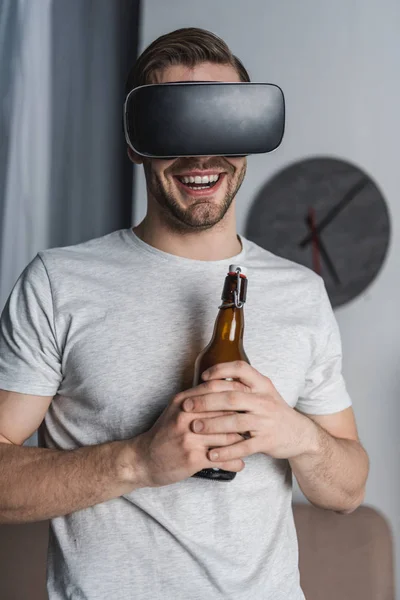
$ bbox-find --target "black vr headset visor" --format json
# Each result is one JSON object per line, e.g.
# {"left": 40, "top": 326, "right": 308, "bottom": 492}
{"left": 124, "top": 82, "right": 285, "bottom": 159}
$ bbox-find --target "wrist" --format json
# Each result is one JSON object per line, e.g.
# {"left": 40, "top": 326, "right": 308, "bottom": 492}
{"left": 113, "top": 439, "right": 149, "bottom": 491}
{"left": 297, "top": 414, "right": 321, "bottom": 458}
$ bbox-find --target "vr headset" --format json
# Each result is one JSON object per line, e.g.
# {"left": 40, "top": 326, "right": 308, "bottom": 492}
{"left": 124, "top": 82, "right": 285, "bottom": 158}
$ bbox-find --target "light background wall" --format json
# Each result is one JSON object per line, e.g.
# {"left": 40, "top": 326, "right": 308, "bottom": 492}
{"left": 134, "top": 1, "right": 400, "bottom": 595}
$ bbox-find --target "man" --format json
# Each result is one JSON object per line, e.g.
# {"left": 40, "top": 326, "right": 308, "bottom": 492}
{"left": 0, "top": 27, "right": 369, "bottom": 599}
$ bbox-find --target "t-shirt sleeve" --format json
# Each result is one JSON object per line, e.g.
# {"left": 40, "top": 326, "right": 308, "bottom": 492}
{"left": 295, "top": 277, "right": 352, "bottom": 415}
{"left": 0, "top": 253, "right": 62, "bottom": 396}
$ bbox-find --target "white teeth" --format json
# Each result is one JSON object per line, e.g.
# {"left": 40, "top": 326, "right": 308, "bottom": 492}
{"left": 180, "top": 174, "right": 220, "bottom": 185}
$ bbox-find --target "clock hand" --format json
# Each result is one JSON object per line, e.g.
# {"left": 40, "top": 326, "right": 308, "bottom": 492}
{"left": 305, "top": 212, "right": 341, "bottom": 285}
{"left": 315, "top": 233, "right": 341, "bottom": 285}
{"left": 299, "top": 178, "right": 370, "bottom": 248}
{"left": 307, "top": 208, "right": 321, "bottom": 276}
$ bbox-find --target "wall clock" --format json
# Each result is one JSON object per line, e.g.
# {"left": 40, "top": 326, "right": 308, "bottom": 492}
{"left": 245, "top": 157, "right": 390, "bottom": 308}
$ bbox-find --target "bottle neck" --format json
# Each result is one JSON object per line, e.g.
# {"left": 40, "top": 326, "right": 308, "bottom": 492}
{"left": 213, "top": 304, "right": 245, "bottom": 344}
{"left": 211, "top": 272, "right": 247, "bottom": 344}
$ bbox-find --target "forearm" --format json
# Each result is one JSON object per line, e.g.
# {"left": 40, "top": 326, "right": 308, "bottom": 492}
{"left": 0, "top": 440, "right": 141, "bottom": 524}
{"left": 289, "top": 419, "right": 369, "bottom": 513}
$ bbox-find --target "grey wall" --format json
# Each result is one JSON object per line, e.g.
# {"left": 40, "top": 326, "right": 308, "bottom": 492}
{"left": 135, "top": 0, "right": 400, "bottom": 595}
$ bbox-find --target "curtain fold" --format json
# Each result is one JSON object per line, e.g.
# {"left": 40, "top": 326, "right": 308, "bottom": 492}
{"left": 0, "top": 0, "right": 140, "bottom": 311}
{"left": 0, "top": 0, "right": 52, "bottom": 310}
{"left": 48, "top": 0, "right": 139, "bottom": 250}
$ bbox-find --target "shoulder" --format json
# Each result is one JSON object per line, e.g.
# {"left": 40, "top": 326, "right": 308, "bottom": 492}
{"left": 37, "top": 229, "right": 127, "bottom": 275}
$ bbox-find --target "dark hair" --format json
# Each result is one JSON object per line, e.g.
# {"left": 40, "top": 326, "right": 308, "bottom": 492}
{"left": 125, "top": 27, "right": 250, "bottom": 96}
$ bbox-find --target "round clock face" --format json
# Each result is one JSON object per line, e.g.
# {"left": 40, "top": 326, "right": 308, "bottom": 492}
{"left": 245, "top": 157, "right": 391, "bottom": 308}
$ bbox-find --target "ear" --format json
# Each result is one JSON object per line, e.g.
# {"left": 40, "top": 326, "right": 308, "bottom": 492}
{"left": 127, "top": 147, "right": 143, "bottom": 165}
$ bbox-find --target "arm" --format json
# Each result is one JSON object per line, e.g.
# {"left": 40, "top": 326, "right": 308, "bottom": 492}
{"left": 288, "top": 276, "right": 368, "bottom": 512}
{"left": 0, "top": 258, "right": 143, "bottom": 523}
{"left": 289, "top": 407, "right": 369, "bottom": 513}
{"left": 0, "top": 389, "right": 141, "bottom": 524}
{"left": 0, "top": 384, "right": 247, "bottom": 524}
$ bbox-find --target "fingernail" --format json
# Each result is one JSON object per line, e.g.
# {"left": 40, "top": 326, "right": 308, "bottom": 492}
{"left": 193, "top": 420, "right": 204, "bottom": 432}
{"left": 210, "top": 451, "right": 219, "bottom": 461}
{"left": 201, "top": 371, "right": 209, "bottom": 380}
{"left": 183, "top": 399, "right": 194, "bottom": 411}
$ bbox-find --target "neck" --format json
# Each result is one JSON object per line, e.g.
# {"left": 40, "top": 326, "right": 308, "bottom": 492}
{"left": 133, "top": 202, "right": 242, "bottom": 261}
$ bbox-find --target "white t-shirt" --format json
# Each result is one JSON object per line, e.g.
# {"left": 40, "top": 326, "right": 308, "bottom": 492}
{"left": 0, "top": 229, "right": 352, "bottom": 599}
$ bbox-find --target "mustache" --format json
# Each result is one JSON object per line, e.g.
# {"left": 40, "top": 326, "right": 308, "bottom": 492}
{"left": 167, "top": 157, "right": 235, "bottom": 175}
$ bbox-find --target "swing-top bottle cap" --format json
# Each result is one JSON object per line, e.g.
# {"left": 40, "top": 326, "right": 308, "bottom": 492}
{"left": 228, "top": 264, "right": 247, "bottom": 278}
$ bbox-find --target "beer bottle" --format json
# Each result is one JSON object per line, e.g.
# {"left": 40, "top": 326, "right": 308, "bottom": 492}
{"left": 192, "top": 265, "right": 250, "bottom": 482}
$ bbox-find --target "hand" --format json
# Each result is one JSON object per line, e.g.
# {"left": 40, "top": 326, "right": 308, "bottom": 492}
{"left": 132, "top": 378, "right": 249, "bottom": 487}
{"left": 182, "top": 361, "right": 318, "bottom": 463}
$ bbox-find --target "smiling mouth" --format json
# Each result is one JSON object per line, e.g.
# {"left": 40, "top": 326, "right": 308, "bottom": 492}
{"left": 175, "top": 173, "right": 223, "bottom": 191}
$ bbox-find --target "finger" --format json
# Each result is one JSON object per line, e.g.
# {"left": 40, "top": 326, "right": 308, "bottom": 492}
{"left": 175, "top": 378, "right": 249, "bottom": 406}
{"left": 176, "top": 410, "right": 237, "bottom": 434}
{"left": 207, "top": 438, "right": 256, "bottom": 462}
{"left": 195, "top": 378, "right": 249, "bottom": 394}
{"left": 204, "top": 458, "right": 245, "bottom": 473}
{"left": 191, "top": 413, "right": 253, "bottom": 435}
{"left": 200, "top": 432, "right": 247, "bottom": 447}
{"left": 196, "top": 410, "right": 238, "bottom": 419}
{"left": 183, "top": 391, "right": 262, "bottom": 414}
{"left": 201, "top": 361, "right": 267, "bottom": 391}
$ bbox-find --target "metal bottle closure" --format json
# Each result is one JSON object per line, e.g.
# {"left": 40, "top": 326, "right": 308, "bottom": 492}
{"left": 219, "top": 265, "right": 246, "bottom": 309}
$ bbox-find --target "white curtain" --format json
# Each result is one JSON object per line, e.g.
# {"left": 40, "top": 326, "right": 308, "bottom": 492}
{"left": 0, "top": 0, "right": 52, "bottom": 310}
{"left": 0, "top": 0, "right": 139, "bottom": 311}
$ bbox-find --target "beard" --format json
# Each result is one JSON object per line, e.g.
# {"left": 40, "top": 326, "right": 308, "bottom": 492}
{"left": 143, "top": 157, "right": 247, "bottom": 232}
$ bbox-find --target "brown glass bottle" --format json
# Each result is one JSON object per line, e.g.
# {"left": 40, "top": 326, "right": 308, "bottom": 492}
{"left": 192, "top": 264, "right": 250, "bottom": 482}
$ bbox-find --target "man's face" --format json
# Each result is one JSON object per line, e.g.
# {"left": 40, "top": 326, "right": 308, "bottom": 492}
{"left": 133, "top": 62, "right": 247, "bottom": 231}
